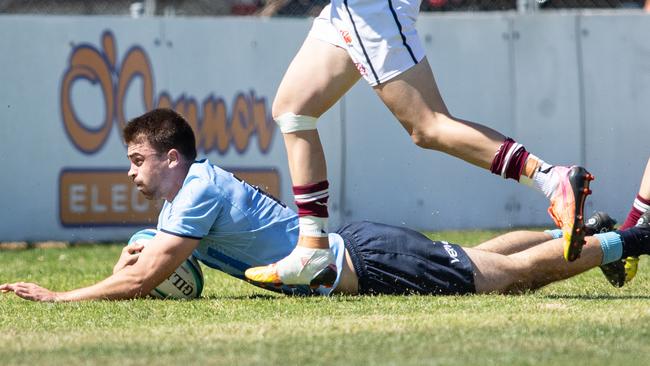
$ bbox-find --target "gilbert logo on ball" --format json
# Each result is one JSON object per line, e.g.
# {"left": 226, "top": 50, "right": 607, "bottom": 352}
{"left": 128, "top": 229, "right": 204, "bottom": 299}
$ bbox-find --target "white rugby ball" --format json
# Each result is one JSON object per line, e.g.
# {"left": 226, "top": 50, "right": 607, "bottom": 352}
{"left": 128, "top": 228, "right": 204, "bottom": 299}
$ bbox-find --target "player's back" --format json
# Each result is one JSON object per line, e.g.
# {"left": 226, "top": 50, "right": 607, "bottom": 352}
{"left": 173, "top": 160, "right": 298, "bottom": 279}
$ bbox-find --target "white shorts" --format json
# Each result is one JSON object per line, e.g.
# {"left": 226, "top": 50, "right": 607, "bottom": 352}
{"left": 308, "top": 0, "right": 426, "bottom": 86}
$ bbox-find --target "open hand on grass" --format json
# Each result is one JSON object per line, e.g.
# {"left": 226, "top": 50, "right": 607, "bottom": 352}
{"left": 0, "top": 282, "right": 59, "bottom": 302}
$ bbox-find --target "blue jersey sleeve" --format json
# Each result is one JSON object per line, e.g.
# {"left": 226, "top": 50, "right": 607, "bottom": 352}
{"left": 159, "top": 176, "right": 223, "bottom": 239}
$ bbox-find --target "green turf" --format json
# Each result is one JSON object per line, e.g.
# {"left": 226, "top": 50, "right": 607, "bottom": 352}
{"left": 1, "top": 231, "right": 649, "bottom": 366}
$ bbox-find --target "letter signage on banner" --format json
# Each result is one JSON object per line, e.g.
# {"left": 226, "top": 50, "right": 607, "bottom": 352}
{"left": 59, "top": 30, "right": 279, "bottom": 227}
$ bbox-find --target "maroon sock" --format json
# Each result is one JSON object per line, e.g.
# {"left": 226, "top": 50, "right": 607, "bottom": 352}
{"left": 490, "top": 137, "right": 530, "bottom": 181}
{"left": 620, "top": 195, "right": 650, "bottom": 230}
{"left": 293, "top": 180, "right": 329, "bottom": 218}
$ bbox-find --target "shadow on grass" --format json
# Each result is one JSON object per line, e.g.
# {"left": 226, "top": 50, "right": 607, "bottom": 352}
{"left": 200, "top": 294, "right": 366, "bottom": 302}
{"left": 543, "top": 294, "right": 650, "bottom": 300}
{"left": 201, "top": 294, "right": 279, "bottom": 301}
{"left": 157, "top": 293, "right": 650, "bottom": 302}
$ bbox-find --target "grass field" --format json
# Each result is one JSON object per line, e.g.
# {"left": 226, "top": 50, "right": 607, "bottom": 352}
{"left": 2, "top": 230, "right": 650, "bottom": 366}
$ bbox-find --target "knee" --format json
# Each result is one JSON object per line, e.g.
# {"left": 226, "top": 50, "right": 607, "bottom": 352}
{"left": 271, "top": 99, "right": 288, "bottom": 121}
{"left": 272, "top": 92, "right": 305, "bottom": 120}
{"left": 407, "top": 113, "right": 450, "bottom": 150}
{"left": 410, "top": 127, "right": 438, "bottom": 149}
{"left": 272, "top": 107, "right": 318, "bottom": 134}
{"left": 272, "top": 99, "right": 320, "bottom": 127}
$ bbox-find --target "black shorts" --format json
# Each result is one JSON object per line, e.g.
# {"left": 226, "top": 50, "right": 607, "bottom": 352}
{"left": 336, "top": 221, "right": 476, "bottom": 295}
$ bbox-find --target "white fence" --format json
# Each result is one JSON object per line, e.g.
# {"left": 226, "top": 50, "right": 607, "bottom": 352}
{"left": 0, "top": 12, "right": 648, "bottom": 241}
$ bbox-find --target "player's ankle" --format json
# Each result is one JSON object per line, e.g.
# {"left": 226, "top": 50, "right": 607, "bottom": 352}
{"left": 298, "top": 235, "right": 330, "bottom": 249}
{"left": 595, "top": 232, "right": 623, "bottom": 264}
{"left": 617, "top": 226, "right": 650, "bottom": 258}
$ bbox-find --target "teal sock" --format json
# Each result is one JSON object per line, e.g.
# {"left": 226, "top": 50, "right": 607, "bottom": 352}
{"left": 595, "top": 232, "right": 623, "bottom": 265}
{"left": 544, "top": 229, "right": 563, "bottom": 239}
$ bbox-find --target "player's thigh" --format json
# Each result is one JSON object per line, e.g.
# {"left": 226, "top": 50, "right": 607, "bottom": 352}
{"left": 273, "top": 36, "right": 361, "bottom": 118}
{"left": 464, "top": 247, "right": 525, "bottom": 294}
{"left": 373, "top": 58, "right": 450, "bottom": 131}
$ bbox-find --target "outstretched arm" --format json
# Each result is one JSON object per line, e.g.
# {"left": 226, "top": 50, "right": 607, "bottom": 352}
{"left": 0, "top": 232, "right": 198, "bottom": 302}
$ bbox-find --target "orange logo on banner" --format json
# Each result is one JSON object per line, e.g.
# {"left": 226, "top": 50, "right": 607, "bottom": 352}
{"left": 60, "top": 30, "right": 276, "bottom": 155}
{"left": 58, "top": 31, "right": 282, "bottom": 227}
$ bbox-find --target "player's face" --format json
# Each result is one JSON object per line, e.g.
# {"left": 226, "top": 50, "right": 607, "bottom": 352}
{"left": 127, "top": 139, "right": 169, "bottom": 200}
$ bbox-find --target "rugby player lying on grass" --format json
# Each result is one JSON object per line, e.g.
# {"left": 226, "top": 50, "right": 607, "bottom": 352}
{"left": 1, "top": 109, "right": 648, "bottom": 301}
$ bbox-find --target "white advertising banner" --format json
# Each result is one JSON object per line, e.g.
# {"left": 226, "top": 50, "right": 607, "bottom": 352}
{"left": 0, "top": 16, "right": 342, "bottom": 241}
{"left": 0, "top": 13, "right": 648, "bottom": 241}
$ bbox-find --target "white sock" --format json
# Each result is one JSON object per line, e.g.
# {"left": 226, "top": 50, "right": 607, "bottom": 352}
{"left": 531, "top": 161, "right": 557, "bottom": 199}
{"left": 519, "top": 155, "right": 550, "bottom": 187}
{"left": 299, "top": 216, "right": 329, "bottom": 237}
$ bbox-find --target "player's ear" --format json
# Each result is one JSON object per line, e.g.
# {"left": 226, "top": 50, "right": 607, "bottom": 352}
{"left": 167, "top": 149, "right": 180, "bottom": 168}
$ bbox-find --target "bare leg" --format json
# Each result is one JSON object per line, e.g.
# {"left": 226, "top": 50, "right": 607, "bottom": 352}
{"left": 374, "top": 57, "right": 594, "bottom": 261}
{"left": 475, "top": 231, "right": 555, "bottom": 255}
{"left": 272, "top": 37, "right": 361, "bottom": 251}
{"left": 639, "top": 158, "right": 650, "bottom": 199}
{"left": 245, "top": 37, "right": 361, "bottom": 285}
{"left": 373, "top": 58, "right": 505, "bottom": 169}
{"left": 273, "top": 37, "right": 361, "bottom": 122}
{"left": 468, "top": 236, "right": 603, "bottom": 294}
{"left": 273, "top": 36, "right": 360, "bottom": 186}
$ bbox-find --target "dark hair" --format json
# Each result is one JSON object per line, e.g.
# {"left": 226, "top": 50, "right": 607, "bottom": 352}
{"left": 123, "top": 108, "right": 197, "bottom": 161}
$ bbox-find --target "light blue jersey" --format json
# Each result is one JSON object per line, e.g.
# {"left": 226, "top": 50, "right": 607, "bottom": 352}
{"left": 157, "top": 159, "right": 345, "bottom": 295}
